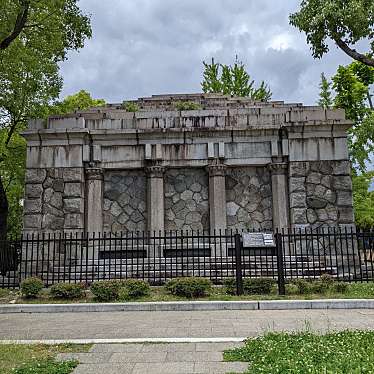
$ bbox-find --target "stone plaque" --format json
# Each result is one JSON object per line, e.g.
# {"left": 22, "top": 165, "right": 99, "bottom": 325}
{"left": 243, "top": 232, "right": 275, "bottom": 248}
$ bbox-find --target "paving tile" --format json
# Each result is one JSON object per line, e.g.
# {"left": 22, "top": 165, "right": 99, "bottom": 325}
{"left": 166, "top": 351, "right": 223, "bottom": 362}
{"left": 72, "top": 363, "right": 134, "bottom": 374}
{"left": 90, "top": 344, "right": 143, "bottom": 353}
{"left": 132, "top": 362, "right": 194, "bottom": 374}
{"left": 56, "top": 353, "right": 112, "bottom": 364}
{"left": 109, "top": 351, "right": 167, "bottom": 363}
{"left": 193, "top": 361, "right": 248, "bottom": 373}
{"left": 141, "top": 343, "right": 196, "bottom": 352}
{"left": 195, "top": 342, "right": 244, "bottom": 352}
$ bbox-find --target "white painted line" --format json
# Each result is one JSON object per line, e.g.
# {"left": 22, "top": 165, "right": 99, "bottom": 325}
{"left": 0, "top": 337, "right": 247, "bottom": 345}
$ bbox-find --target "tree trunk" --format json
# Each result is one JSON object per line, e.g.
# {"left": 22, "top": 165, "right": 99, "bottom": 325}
{"left": 0, "top": 174, "right": 9, "bottom": 275}
{"left": 0, "top": 174, "right": 8, "bottom": 239}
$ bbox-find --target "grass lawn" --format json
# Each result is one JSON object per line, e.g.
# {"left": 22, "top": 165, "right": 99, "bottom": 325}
{"left": 224, "top": 330, "right": 374, "bottom": 373}
{"left": 0, "top": 344, "right": 91, "bottom": 374}
{"left": 1, "top": 281, "right": 373, "bottom": 304}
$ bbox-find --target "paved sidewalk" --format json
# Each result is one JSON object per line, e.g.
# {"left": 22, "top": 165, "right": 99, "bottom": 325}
{"left": 1, "top": 309, "right": 374, "bottom": 341}
{"left": 58, "top": 342, "right": 247, "bottom": 374}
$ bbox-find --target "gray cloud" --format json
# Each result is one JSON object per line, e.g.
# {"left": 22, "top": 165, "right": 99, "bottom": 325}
{"left": 59, "top": 0, "right": 353, "bottom": 105}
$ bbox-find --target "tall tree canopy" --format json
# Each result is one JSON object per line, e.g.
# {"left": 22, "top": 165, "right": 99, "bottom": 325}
{"left": 201, "top": 58, "right": 272, "bottom": 101}
{"left": 0, "top": 0, "right": 92, "bottom": 238}
{"left": 290, "top": 0, "right": 374, "bottom": 67}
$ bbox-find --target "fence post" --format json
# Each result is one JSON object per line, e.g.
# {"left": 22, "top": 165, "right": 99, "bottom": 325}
{"left": 234, "top": 233, "right": 244, "bottom": 296}
{"left": 275, "top": 232, "right": 286, "bottom": 295}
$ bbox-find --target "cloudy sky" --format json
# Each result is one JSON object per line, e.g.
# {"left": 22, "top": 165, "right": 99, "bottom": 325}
{"left": 60, "top": 0, "right": 354, "bottom": 105}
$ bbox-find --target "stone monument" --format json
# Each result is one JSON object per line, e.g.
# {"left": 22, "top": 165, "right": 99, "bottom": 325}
{"left": 22, "top": 93, "right": 354, "bottom": 236}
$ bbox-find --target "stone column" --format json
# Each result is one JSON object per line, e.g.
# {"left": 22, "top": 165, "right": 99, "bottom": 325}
{"left": 146, "top": 165, "right": 165, "bottom": 233}
{"left": 269, "top": 162, "right": 289, "bottom": 230}
{"left": 85, "top": 167, "right": 104, "bottom": 234}
{"left": 207, "top": 162, "right": 227, "bottom": 233}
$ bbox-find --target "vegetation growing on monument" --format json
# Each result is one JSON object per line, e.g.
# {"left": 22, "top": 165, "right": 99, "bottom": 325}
{"left": 121, "top": 101, "right": 139, "bottom": 112}
{"left": 290, "top": 0, "right": 374, "bottom": 67}
{"left": 0, "top": 0, "right": 92, "bottom": 238}
{"left": 201, "top": 57, "right": 272, "bottom": 100}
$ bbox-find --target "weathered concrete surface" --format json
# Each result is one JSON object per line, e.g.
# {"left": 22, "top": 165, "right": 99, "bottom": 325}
{"left": 1, "top": 309, "right": 374, "bottom": 341}
{"left": 58, "top": 342, "right": 247, "bottom": 374}
{"left": 1, "top": 299, "right": 374, "bottom": 314}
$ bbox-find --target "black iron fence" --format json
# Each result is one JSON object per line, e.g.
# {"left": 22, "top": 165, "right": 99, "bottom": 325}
{"left": 0, "top": 228, "right": 373, "bottom": 292}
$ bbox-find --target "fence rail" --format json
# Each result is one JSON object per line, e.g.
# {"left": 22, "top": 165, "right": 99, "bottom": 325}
{"left": 0, "top": 228, "right": 373, "bottom": 293}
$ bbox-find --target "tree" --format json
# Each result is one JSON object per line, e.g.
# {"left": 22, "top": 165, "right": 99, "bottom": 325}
{"left": 352, "top": 172, "right": 374, "bottom": 228}
{"left": 331, "top": 62, "right": 374, "bottom": 171}
{"left": 49, "top": 90, "right": 105, "bottom": 116}
{"left": 0, "top": 0, "right": 92, "bottom": 239}
{"left": 290, "top": 0, "right": 374, "bottom": 67}
{"left": 201, "top": 58, "right": 272, "bottom": 101}
{"left": 317, "top": 73, "right": 334, "bottom": 109}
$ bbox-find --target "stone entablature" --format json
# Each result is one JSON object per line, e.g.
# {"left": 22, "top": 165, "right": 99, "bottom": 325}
{"left": 22, "top": 93, "right": 354, "bottom": 235}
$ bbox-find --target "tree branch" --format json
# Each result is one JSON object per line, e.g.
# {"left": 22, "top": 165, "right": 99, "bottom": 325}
{"left": 0, "top": 0, "right": 30, "bottom": 50}
{"left": 334, "top": 37, "right": 374, "bottom": 67}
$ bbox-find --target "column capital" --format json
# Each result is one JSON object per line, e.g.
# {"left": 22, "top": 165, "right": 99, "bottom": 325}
{"left": 85, "top": 167, "right": 103, "bottom": 181}
{"left": 207, "top": 161, "right": 227, "bottom": 177}
{"left": 146, "top": 165, "right": 165, "bottom": 178}
{"left": 268, "top": 162, "right": 288, "bottom": 175}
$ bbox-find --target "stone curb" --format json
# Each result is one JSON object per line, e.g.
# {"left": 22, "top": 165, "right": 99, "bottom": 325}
{"left": 1, "top": 299, "right": 374, "bottom": 314}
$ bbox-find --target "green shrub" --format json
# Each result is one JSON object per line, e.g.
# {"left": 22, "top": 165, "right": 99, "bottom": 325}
{"left": 50, "top": 283, "right": 85, "bottom": 299}
{"left": 21, "top": 277, "right": 44, "bottom": 298}
{"left": 334, "top": 282, "right": 349, "bottom": 293}
{"left": 243, "top": 278, "right": 276, "bottom": 295}
{"left": 311, "top": 281, "right": 330, "bottom": 294}
{"left": 285, "top": 283, "right": 299, "bottom": 295}
{"left": 122, "top": 101, "right": 139, "bottom": 112}
{"left": 90, "top": 280, "right": 122, "bottom": 301}
{"left": 118, "top": 279, "right": 151, "bottom": 301}
{"left": 175, "top": 101, "right": 202, "bottom": 111}
{"left": 291, "top": 279, "right": 313, "bottom": 294}
{"left": 223, "top": 278, "right": 237, "bottom": 295}
{"left": 165, "top": 277, "right": 212, "bottom": 298}
{"left": 320, "top": 273, "right": 334, "bottom": 286}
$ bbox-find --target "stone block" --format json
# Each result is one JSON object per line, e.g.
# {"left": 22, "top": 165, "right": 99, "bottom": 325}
{"left": 289, "top": 162, "right": 309, "bottom": 177}
{"left": 64, "top": 182, "right": 83, "bottom": 197}
{"left": 306, "top": 197, "right": 327, "bottom": 209}
{"left": 337, "top": 190, "right": 353, "bottom": 207}
{"left": 24, "top": 199, "right": 42, "bottom": 214}
{"left": 290, "top": 193, "right": 306, "bottom": 208}
{"left": 64, "top": 198, "right": 84, "bottom": 213}
{"left": 291, "top": 208, "right": 307, "bottom": 224}
{"left": 306, "top": 172, "right": 321, "bottom": 184}
{"left": 338, "top": 207, "right": 354, "bottom": 223}
{"left": 332, "top": 160, "right": 351, "bottom": 175}
{"left": 333, "top": 176, "right": 352, "bottom": 191}
{"left": 62, "top": 168, "right": 84, "bottom": 182}
{"left": 23, "top": 214, "right": 42, "bottom": 229}
{"left": 52, "top": 179, "right": 64, "bottom": 192}
{"left": 42, "top": 214, "right": 64, "bottom": 230}
{"left": 64, "top": 213, "right": 84, "bottom": 229}
{"left": 26, "top": 169, "right": 46, "bottom": 184}
{"left": 25, "top": 184, "right": 43, "bottom": 199}
{"left": 289, "top": 177, "right": 306, "bottom": 193}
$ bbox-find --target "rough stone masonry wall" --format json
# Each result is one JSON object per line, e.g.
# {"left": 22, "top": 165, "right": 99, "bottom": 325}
{"left": 164, "top": 169, "right": 209, "bottom": 231}
{"left": 103, "top": 170, "right": 147, "bottom": 232}
{"left": 226, "top": 167, "right": 273, "bottom": 231}
{"left": 23, "top": 168, "right": 85, "bottom": 232}
{"left": 289, "top": 160, "right": 354, "bottom": 228}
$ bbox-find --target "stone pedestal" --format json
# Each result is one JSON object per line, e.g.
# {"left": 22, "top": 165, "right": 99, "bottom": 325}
{"left": 146, "top": 165, "right": 165, "bottom": 234}
{"left": 269, "top": 163, "right": 289, "bottom": 231}
{"left": 85, "top": 168, "right": 103, "bottom": 234}
{"left": 207, "top": 162, "right": 227, "bottom": 234}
